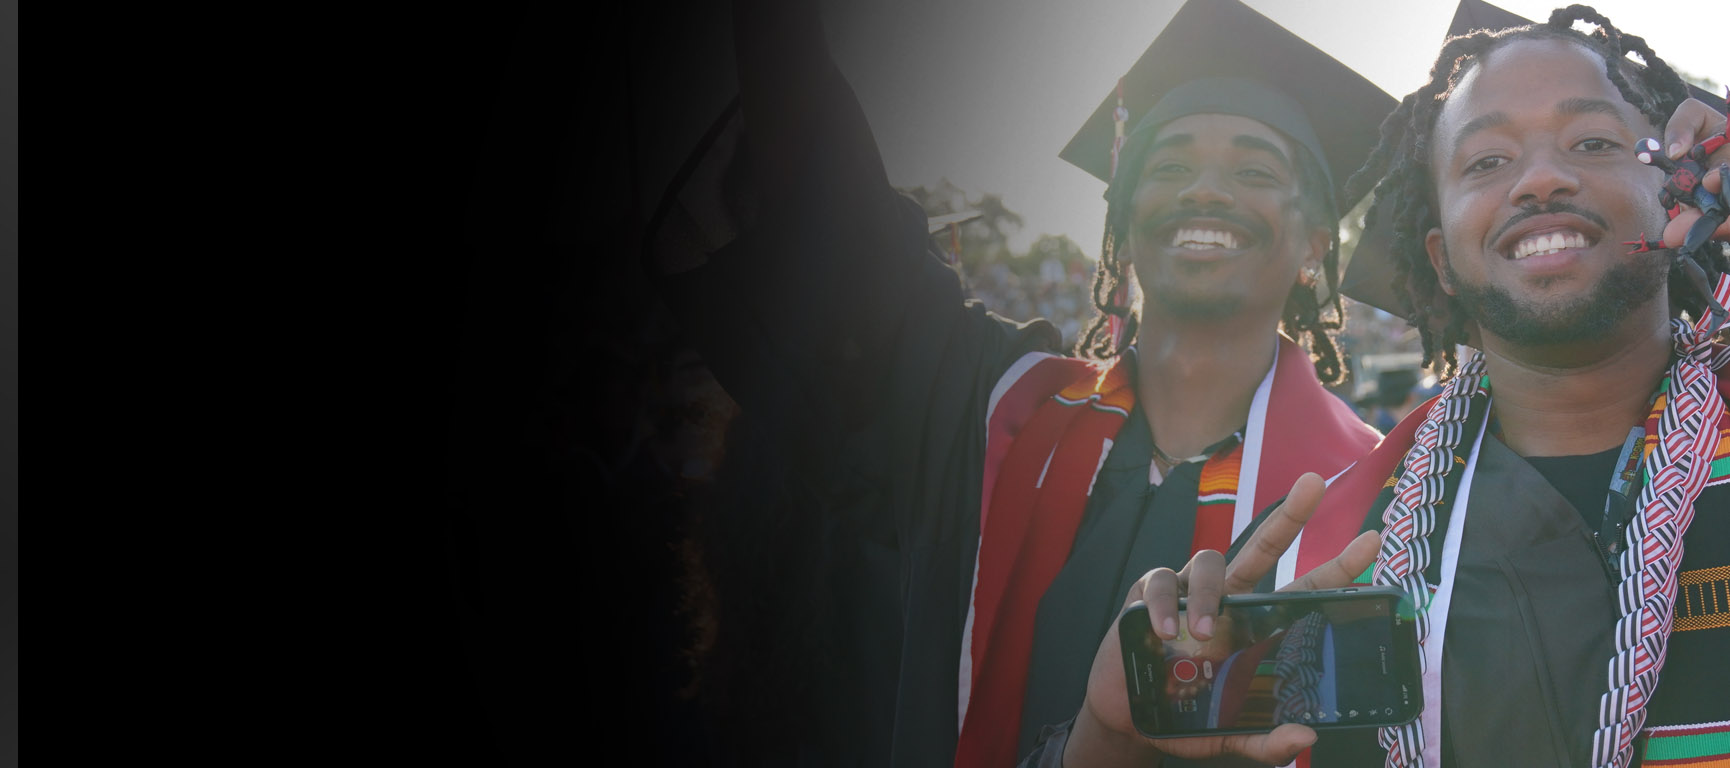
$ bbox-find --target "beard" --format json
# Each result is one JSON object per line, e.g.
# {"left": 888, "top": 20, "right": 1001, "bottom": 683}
{"left": 1143, "top": 274, "right": 1247, "bottom": 320}
{"left": 1444, "top": 248, "right": 1668, "bottom": 346}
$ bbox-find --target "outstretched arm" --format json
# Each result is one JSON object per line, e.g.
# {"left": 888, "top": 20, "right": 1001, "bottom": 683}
{"left": 731, "top": 0, "right": 890, "bottom": 216}
{"left": 647, "top": 0, "right": 1055, "bottom": 457}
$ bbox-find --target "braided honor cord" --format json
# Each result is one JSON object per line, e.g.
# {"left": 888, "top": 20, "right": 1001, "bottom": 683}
{"left": 1272, "top": 611, "right": 1327, "bottom": 725}
{"left": 1372, "top": 353, "right": 1488, "bottom": 767}
{"left": 1591, "top": 276, "right": 1730, "bottom": 768}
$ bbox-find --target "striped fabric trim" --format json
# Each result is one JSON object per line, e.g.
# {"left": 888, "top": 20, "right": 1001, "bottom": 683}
{"left": 1192, "top": 441, "right": 1247, "bottom": 554}
{"left": 1644, "top": 720, "right": 1730, "bottom": 765}
{"left": 985, "top": 351, "right": 1061, "bottom": 426}
{"left": 1052, "top": 356, "right": 1135, "bottom": 417}
{"left": 1677, "top": 565, "right": 1730, "bottom": 632}
{"left": 1380, "top": 456, "right": 1466, "bottom": 489}
{"left": 1051, "top": 394, "right": 1131, "bottom": 417}
{"left": 1709, "top": 428, "right": 1730, "bottom": 485}
{"left": 1643, "top": 756, "right": 1730, "bottom": 766}
{"left": 1647, "top": 391, "right": 1730, "bottom": 486}
{"left": 1197, "top": 444, "right": 1244, "bottom": 507}
{"left": 1238, "top": 663, "right": 1280, "bottom": 728}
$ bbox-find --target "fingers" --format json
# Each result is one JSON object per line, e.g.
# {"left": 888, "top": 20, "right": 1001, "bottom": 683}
{"left": 1282, "top": 530, "right": 1381, "bottom": 592}
{"left": 1216, "top": 724, "right": 1319, "bottom": 765}
{"left": 1223, "top": 473, "right": 1326, "bottom": 594}
{"left": 1154, "top": 723, "right": 1318, "bottom": 764}
{"left": 1661, "top": 191, "right": 1730, "bottom": 250}
{"left": 1653, "top": 98, "right": 1730, "bottom": 247}
{"left": 1663, "top": 210, "right": 1693, "bottom": 251}
{"left": 1179, "top": 550, "right": 1226, "bottom": 640}
{"left": 1141, "top": 567, "right": 1182, "bottom": 639}
{"left": 1662, "top": 98, "right": 1728, "bottom": 160}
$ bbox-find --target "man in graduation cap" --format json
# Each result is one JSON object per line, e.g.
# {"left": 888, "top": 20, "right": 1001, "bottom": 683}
{"left": 645, "top": 0, "right": 1392, "bottom": 765}
{"left": 1063, "top": 3, "right": 1730, "bottom": 767}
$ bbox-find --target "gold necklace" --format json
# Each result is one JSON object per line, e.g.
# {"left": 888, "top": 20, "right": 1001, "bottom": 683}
{"left": 1148, "top": 426, "right": 1245, "bottom": 468}
{"left": 1147, "top": 437, "right": 1189, "bottom": 468}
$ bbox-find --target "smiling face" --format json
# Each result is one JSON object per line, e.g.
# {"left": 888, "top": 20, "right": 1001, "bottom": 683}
{"left": 1124, "top": 113, "right": 1329, "bottom": 324}
{"left": 1424, "top": 38, "right": 1671, "bottom": 348}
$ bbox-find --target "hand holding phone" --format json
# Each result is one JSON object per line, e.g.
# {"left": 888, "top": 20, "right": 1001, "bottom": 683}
{"left": 1117, "top": 587, "right": 1422, "bottom": 738}
{"left": 1064, "top": 474, "right": 1385, "bottom": 768}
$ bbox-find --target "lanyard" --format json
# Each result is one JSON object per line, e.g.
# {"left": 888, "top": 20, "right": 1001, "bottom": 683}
{"left": 1597, "top": 425, "right": 1645, "bottom": 579}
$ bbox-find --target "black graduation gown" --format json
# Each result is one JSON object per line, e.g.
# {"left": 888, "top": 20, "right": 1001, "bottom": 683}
{"left": 1287, "top": 434, "right": 1730, "bottom": 767}
{"left": 655, "top": 72, "right": 1059, "bottom": 763}
{"left": 651, "top": 61, "right": 1301, "bottom": 768}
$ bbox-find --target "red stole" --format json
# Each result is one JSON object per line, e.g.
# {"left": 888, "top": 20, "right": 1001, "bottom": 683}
{"left": 955, "top": 338, "right": 1378, "bottom": 768}
{"left": 1285, "top": 397, "right": 1433, "bottom": 581}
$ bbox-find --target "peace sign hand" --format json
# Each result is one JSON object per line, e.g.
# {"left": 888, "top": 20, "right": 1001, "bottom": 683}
{"left": 1064, "top": 473, "right": 1380, "bottom": 767}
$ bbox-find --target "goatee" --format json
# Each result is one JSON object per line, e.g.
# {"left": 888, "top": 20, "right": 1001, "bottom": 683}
{"left": 1144, "top": 282, "right": 1245, "bottom": 320}
{"left": 1445, "top": 249, "right": 1668, "bottom": 346}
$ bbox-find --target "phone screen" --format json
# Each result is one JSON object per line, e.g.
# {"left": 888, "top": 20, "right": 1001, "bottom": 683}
{"left": 1119, "top": 588, "right": 1421, "bottom": 738}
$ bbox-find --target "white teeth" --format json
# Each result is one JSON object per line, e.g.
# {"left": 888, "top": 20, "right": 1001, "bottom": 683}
{"left": 1170, "top": 228, "right": 1240, "bottom": 250}
{"left": 1512, "top": 230, "right": 1590, "bottom": 259}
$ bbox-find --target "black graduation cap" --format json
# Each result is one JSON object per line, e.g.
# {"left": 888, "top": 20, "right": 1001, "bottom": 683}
{"left": 1059, "top": 0, "right": 1396, "bottom": 217}
{"left": 1447, "top": 0, "right": 1726, "bottom": 111}
{"left": 1338, "top": 0, "right": 1729, "bottom": 320}
{"left": 926, "top": 210, "right": 984, "bottom": 235}
{"left": 1445, "top": 0, "right": 1534, "bottom": 40}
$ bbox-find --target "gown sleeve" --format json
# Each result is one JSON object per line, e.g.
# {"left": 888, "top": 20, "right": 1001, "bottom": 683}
{"left": 646, "top": 0, "right": 1060, "bottom": 521}
{"left": 644, "top": 3, "right": 1064, "bottom": 760}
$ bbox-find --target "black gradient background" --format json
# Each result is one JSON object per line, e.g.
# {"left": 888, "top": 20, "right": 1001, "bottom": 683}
{"left": 410, "top": 1, "right": 1056, "bottom": 763}
{"left": 411, "top": 3, "right": 746, "bottom": 765}
{"left": 247, "top": 0, "right": 1722, "bottom": 763}
{"left": 0, "top": 0, "right": 14, "bottom": 759}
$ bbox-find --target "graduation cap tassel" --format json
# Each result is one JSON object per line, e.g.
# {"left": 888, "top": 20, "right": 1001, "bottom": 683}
{"left": 1109, "top": 78, "right": 1128, "bottom": 180}
{"left": 1107, "top": 78, "right": 1133, "bottom": 351}
{"left": 1107, "top": 284, "right": 1131, "bottom": 351}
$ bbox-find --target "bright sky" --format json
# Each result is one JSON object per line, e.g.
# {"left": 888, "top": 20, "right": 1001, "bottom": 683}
{"left": 821, "top": 0, "right": 1728, "bottom": 255}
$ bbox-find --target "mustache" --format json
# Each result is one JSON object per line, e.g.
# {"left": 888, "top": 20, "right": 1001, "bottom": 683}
{"left": 1490, "top": 201, "right": 1610, "bottom": 246}
{"left": 1135, "top": 209, "right": 1271, "bottom": 243}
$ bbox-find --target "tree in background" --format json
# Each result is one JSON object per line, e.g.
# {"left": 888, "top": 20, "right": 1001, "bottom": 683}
{"left": 901, "top": 181, "right": 1095, "bottom": 348}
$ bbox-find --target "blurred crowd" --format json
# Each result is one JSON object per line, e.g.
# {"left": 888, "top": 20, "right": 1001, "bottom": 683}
{"left": 956, "top": 251, "right": 1096, "bottom": 349}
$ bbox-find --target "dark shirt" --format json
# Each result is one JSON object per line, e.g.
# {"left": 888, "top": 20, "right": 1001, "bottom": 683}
{"left": 1019, "top": 398, "right": 1244, "bottom": 757}
{"left": 1524, "top": 444, "right": 1620, "bottom": 534}
{"left": 1318, "top": 435, "right": 1645, "bottom": 767}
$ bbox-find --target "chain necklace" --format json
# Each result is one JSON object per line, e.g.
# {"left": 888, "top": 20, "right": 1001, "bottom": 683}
{"left": 1148, "top": 426, "right": 1244, "bottom": 472}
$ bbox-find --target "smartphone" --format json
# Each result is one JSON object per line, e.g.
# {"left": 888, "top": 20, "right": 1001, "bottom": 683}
{"left": 1117, "top": 586, "right": 1422, "bottom": 738}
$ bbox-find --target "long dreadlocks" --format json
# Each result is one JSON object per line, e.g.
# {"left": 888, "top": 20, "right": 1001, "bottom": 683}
{"left": 1076, "top": 122, "right": 1350, "bottom": 386}
{"left": 1344, "top": 4, "right": 1726, "bottom": 377}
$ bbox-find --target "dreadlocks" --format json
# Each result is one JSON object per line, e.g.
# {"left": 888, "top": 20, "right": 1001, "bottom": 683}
{"left": 1076, "top": 123, "right": 1350, "bottom": 386}
{"left": 1344, "top": 4, "right": 1725, "bottom": 377}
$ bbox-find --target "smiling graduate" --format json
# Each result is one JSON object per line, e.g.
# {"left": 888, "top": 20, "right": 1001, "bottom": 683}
{"left": 646, "top": 0, "right": 1399, "bottom": 765}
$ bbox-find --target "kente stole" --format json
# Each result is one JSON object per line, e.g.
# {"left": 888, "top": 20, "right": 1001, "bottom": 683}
{"left": 955, "top": 338, "right": 1378, "bottom": 768}
{"left": 1283, "top": 343, "right": 1730, "bottom": 768}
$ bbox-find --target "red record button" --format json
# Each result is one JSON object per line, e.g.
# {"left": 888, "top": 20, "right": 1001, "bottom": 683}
{"left": 1172, "top": 658, "right": 1199, "bottom": 683}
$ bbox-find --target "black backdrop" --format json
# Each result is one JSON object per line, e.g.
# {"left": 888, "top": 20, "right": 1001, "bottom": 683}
{"left": 406, "top": 4, "right": 732, "bottom": 764}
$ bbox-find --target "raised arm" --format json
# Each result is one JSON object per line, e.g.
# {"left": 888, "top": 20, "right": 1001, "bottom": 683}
{"left": 730, "top": 0, "right": 890, "bottom": 218}
{"left": 645, "top": 0, "right": 1056, "bottom": 458}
